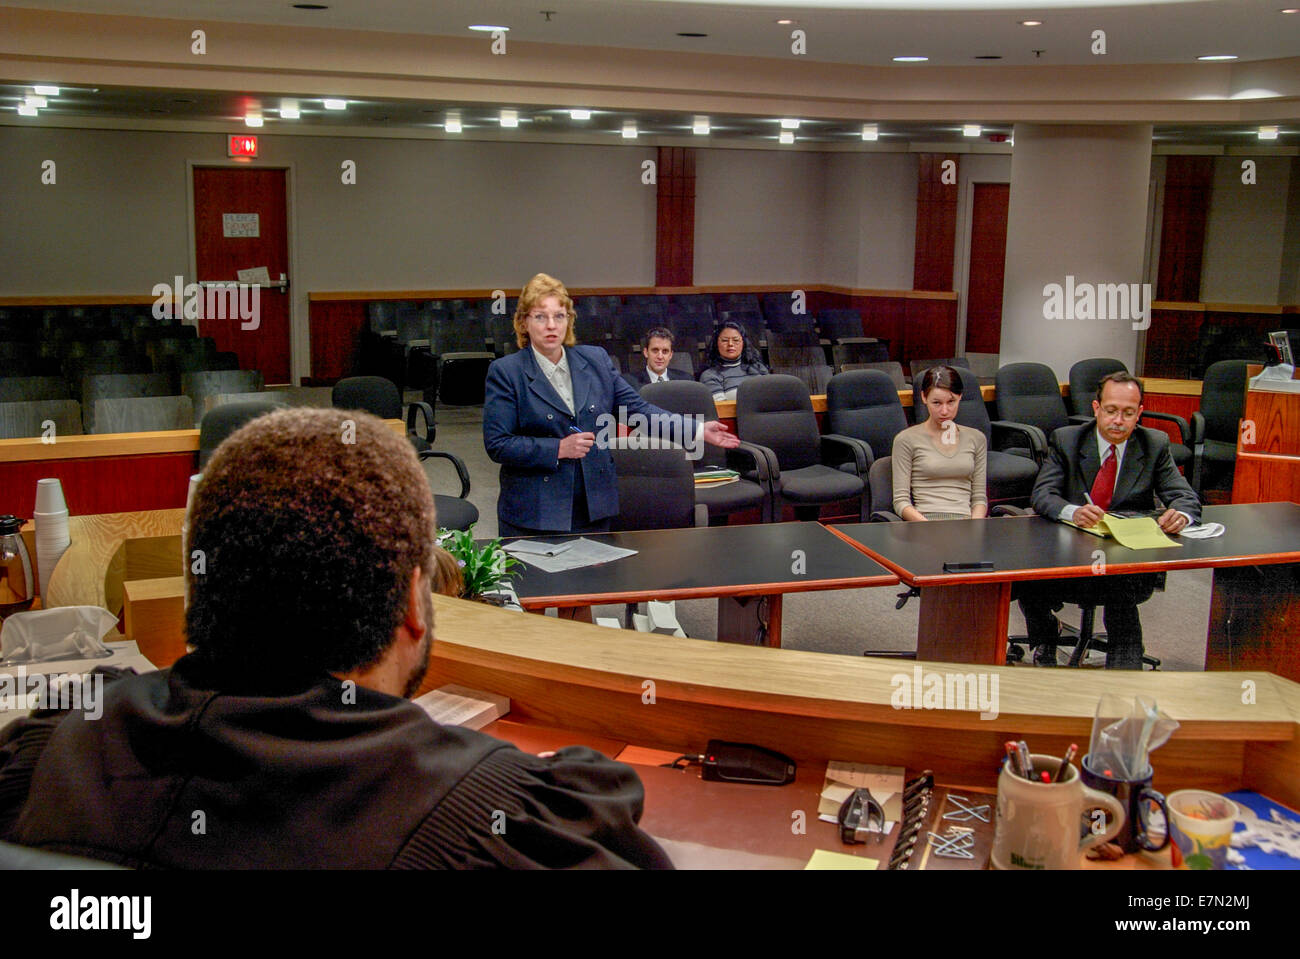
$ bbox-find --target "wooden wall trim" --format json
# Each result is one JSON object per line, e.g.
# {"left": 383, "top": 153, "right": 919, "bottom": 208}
{"left": 655, "top": 146, "right": 695, "bottom": 288}
{"left": 912, "top": 153, "right": 959, "bottom": 293}
{"left": 307, "top": 284, "right": 959, "bottom": 302}
{"left": 0, "top": 295, "right": 161, "bottom": 306}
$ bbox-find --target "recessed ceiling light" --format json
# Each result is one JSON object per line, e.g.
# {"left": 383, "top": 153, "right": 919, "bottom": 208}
{"left": 1282, "top": 8, "right": 1299, "bottom": 13}
{"left": 693, "top": 115, "right": 710, "bottom": 135}
{"left": 1198, "top": 54, "right": 1238, "bottom": 61}
{"left": 975, "top": 55, "right": 1002, "bottom": 60}
{"left": 570, "top": 108, "right": 591, "bottom": 121}
{"left": 1020, "top": 20, "right": 1042, "bottom": 27}
{"left": 245, "top": 115, "right": 263, "bottom": 127}
{"left": 500, "top": 109, "right": 518, "bottom": 128}
{"left": 861, "top": 123, "right": 879, "bottom": 141}
{"left": 468, "top": 25, "right": 508, "bottom": 32}
{"left": 445, "top": 111, "right": 462, "bottom": 133}
{"left": 893, "top": 56, "right": 928, "bottom": 62}
{"left": 33, "top": 85, "right": 59, "bottom": 96}
{"left": 279, "top": 99, "right": 300, "bottom": 119}
{"left": 24, "top": 95, "right": 47, "bottom": 109}
{"left": 677, "top": 32, "right": 708, "bottom": 38}
{"left": 780, "top": 118, "right": 800, "bottom": 129}
{"left": 963, "top": 124, "right": 981, "bottom": 137}
{"left": 776, "top": 19, "right": 796, "bottom": 25}
{"left": 17, "top": 103, "right": 38, "bottom": 116}
{"left": 1258, "top": 125, "right": 1280, "bottom": 140}
{"left": 622, "top": 120, "right": 638, "bottom": 139}
{"left": 323, "top": 98, "right": 346, "bottom": 110}
{"left": 779, "top": 131, "right": 794, "bottom": 145}
{"left": 293, "top": 4, "right": 329, "bottom": 9}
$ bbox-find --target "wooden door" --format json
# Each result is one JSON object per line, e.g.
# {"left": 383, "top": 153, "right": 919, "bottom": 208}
{"left": 192, "top": 167, "right": 290, "bottom": 383}
{"left": 965, "top": 183, "right": 1009, "bottom": 354}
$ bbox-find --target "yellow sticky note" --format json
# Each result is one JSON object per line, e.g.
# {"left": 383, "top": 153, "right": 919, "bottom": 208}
{"left": 805, "top": 849, "right": 878, "bottom": 870}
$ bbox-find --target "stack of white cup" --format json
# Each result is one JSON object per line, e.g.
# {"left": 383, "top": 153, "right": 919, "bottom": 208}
{"left": 34, "top": 478, "right": 71, "bottom": 601}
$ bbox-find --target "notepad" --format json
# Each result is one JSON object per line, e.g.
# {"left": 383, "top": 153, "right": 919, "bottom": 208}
{"left": 805, "top": 849, "right": 878, "bottom": 870}
{"left": 413, "top": 684, "right": 510, "bottom": 730}
{"left": 503, "top": 540, "right": 573, "bottom": 557}
{"left": 694, "top": 468, "right": 740, "bottom": 487}
{"left": 1062, "top": 513, "right": 1181, "bottom": 550}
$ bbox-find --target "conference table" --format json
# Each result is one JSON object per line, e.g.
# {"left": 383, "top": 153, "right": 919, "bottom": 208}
{"left": 828, "top": 502, "right": 1300, "bottom": 678}
{"left": 501, "top": 521, "right": 897, "bottom": 646}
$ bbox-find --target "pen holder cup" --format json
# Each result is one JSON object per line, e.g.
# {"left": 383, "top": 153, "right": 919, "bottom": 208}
{"left": 1166, "top": 790, "right": 1238, "bottom": 870}
{"left": 1080, "top": 754, "right": 1169, "bottom": 855}
{"left": 992, "top": 754, "right": 1125, "bottom": 870}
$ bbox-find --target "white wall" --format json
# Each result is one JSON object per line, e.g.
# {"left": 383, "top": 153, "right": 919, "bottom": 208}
{"left": 693, "top": 149, "right": 826, "bottom": 285}
{"left": 1200, "top": 155, "right": 1292, "bottom": 304}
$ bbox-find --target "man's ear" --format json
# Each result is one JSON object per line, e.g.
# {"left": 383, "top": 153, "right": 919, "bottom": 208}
{"left": 400, "top": 566, "right": 428, "bottom": 645}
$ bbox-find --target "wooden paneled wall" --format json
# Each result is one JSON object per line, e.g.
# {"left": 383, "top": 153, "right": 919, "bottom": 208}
{"left": 655, "top": 147, "right": 696, "bottom": 288}
{"left": 912, "top": 154, "right": 959, "bottom": 293}
{"left": 1157, "top": 156, "right": 1214, "bottom": 303}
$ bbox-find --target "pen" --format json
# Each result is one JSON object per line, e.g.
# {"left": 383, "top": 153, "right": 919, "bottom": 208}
{"left": 1004, "top": 741, "right": 1021, "bottom": 777}
{"left": 1017, "top": 741, "right": 1034, "bottom": 781}
{"left": 1053, "top": 743, "right": 1078, "bottom": 783}
{"left": 568, "top": 426, "right": 582, "bottom": 434}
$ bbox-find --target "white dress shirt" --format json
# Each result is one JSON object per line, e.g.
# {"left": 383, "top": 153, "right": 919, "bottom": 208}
{"left": 531, "top": 344, "right": 575, "bottom": 415}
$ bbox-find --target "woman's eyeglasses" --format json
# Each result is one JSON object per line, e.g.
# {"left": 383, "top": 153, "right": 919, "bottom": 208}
{"left": 527, "top": 312, "right": 569, "bottom": 324}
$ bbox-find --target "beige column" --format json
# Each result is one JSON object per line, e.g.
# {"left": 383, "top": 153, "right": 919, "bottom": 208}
{"left": 1000, "top": 124, "right": 1153, "bottom": 380}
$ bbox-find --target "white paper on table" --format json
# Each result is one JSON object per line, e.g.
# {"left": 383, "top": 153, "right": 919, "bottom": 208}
{"left": 503, "top": 540, "right": 573, "bottom": 557}
{"left": 507, "top": 538, "right": 636, "bottom": 573}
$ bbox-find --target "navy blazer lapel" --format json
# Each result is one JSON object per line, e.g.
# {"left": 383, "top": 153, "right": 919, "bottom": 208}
{"left": 1112, "top": 433, "right": 1147, "bottom": 505}
{"left": 569, "top": 348, "right": 594, "bottom": 417}
{"left": 522, "top": 348, "right": 575, "bottom": 419}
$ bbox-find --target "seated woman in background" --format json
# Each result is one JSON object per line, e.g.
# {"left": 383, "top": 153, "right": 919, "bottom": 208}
{"left": 699, "top": 320, "right": 769, "bottom": 401}
{"left": 892, "top": 365, "right": 988, "bottom": 521}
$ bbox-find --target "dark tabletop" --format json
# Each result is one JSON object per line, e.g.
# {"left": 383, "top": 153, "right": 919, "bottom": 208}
{"left": 499, "top": 521, "right": 898, "bottom": 606}
{"left": 830, "top": 502, "right": 1300, "bottom": 586}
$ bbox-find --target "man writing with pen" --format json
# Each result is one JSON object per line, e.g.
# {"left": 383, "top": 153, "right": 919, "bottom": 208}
{"left": 1014, "top": 372, "right": 1201, "bottom": 669}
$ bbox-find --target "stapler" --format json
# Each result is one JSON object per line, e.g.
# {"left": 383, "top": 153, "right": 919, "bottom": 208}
{"left": 838, "top": 787, "right": 887, "bottom": 844}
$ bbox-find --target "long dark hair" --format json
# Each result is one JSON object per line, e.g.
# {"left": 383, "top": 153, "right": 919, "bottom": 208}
{"left": 706, "top": 320, "right": 765, "bottom": 370}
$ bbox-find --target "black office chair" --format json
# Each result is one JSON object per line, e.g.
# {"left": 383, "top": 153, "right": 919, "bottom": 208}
{"left": 198, "top": 399, "right": 285, "bottom": 469}
{"left": 1195, "top": 359, "right": 1251, "bottom": 494}
{"left": 608, "top": 438, "right": 708, "bottom": 531}
{"left": 1067, "top": 358, "right": 1197, "bottom": 479}
{"left": 910, "top": 366, "right": 1041, "bottom": 506}
{"left": 331, "top": 376, "right": 478, "bottom": 531}
{"left": 994, "top": 361, "right": 1087, "bottom": 461}
{"left": 641, "top": 380, "right": 775, "bottom": 524}
{"left": 734, "top": 374, "right": 870, "bottom": 521}
{"left": 825, "top": 369, "right": 911, "bottom": 516}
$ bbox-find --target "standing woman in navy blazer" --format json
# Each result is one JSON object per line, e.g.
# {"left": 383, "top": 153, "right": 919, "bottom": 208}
{"left": 484, "top": 274, "right": 738, "bottom": 536}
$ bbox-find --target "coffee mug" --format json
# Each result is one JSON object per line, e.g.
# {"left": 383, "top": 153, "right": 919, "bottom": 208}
{"left": 1167, "top": 790, "right": 1238, "bottom": 870}
{"left": 1080, "top": 754, "right": 1169, "bottom": 854}
{"left": 992, "top": 753, "right": 1125, "bottom": 870}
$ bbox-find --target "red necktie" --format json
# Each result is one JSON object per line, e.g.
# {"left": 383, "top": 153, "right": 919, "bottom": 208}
{"left": 1091, "top": 445, "right": 1117, "bottom": 511}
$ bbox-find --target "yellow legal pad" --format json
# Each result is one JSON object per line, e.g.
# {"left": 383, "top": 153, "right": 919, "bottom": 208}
{"left": 805, "top": 849, "right": 879, "bottom": 870}
{"left": 1063, "top": 514, "right": 1182, "bottom": 550}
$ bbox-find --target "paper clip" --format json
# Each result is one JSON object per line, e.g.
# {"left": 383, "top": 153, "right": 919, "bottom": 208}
{"left": 942, "top": 794, "right": 991, "bottom": 823}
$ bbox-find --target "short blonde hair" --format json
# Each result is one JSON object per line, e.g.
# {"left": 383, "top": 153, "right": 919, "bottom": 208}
{"left": 513, "top": 273, "right": 577, "bottom": 349}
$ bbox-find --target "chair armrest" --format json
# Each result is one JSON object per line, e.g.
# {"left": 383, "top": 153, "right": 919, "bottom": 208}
{"left": 728, "top": 441, "right": 776, "bottom": 485}
{"left": 1189, "top": 410, "right": 1206, "bottom": 446}
{"left": 1188, "top": 411, "right": 1207, "bottom": 492}
{"left": 990, "top": 420, "right": 1047, "bottom": 466}
{"left": 405, "top": 400, "right": 435, "bottom": 440}
{"left": 1139, "top": 410, "right": 1191, "bottom": 445}
{"left": 821, "top": 433, "right": 873, "bottom": 476}
{"left": 419, "top": 449, "right": 471, "bottom": 498}
{"left": 991, "top": 504, "right": 1031, "bottom": 517}
{"left": 693, "top": 503, "right": 709, "bottom": 528}
{"left": 1067, "top": 413, "right": 1094, "bottom": 426}
{"left": 870, "top": 509, "right": 904, "bottom": 523}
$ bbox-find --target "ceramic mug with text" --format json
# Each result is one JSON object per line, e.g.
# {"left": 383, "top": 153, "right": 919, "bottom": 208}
{"left": 992, "top": 754, "right": 1125, "bottom": 870}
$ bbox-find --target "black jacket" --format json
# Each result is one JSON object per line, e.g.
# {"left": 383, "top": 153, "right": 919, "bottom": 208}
{"left": 0, "top": 656, "right": 671, "bottom": 869}
{"left": 1031, "top": 423, "right": 1201, "bottom": 523}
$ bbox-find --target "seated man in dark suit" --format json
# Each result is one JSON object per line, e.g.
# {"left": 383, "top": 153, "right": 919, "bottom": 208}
{"left": 1016, "top": 372, "right": 1201, "bottom": 669}
{"left": 630, "top": 327, "right": 693, "bottom": 387}
{"left": 0, "top": 408, "right": 671, "bottom": 869}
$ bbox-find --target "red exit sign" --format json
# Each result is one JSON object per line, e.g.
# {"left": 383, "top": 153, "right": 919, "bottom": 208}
{"left": 227, "top": 134, "right": 259, "bottom": 158}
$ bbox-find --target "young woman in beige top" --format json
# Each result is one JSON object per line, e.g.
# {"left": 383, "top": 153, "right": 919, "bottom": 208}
{"left": 892, "top": 366, "right": 988, "bottom": 521}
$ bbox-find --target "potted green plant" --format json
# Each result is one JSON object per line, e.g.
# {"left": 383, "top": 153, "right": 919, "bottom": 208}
{"left": 434, "top": 527, "right": 521, "bottom": 608}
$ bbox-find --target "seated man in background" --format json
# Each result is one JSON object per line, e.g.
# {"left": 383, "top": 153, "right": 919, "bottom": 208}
{"left": 1015, "top": 372, "right": 1200, "bottom": 669}
{"left": 0, "top": 408, "right": 671, "bottom": 869}
{"left": 630, "top": 327, "right": 693, "bottom": 387}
